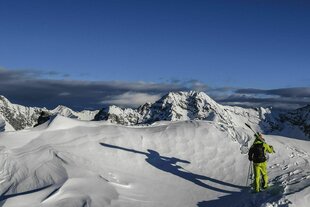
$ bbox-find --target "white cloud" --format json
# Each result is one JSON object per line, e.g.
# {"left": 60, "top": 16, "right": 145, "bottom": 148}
{"left": 1, "top": 68, "right": 309, "bottom": 110}
{"left": 101, "top": 92, "right": 161, "bottom": 108}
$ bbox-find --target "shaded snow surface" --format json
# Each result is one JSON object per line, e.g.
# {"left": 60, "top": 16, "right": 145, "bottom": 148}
{"left": 0, "top": 116, "right": 309, "bottom": 207}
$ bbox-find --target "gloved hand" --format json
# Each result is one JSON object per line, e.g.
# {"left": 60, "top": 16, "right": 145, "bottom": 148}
{"left": 270, "top": 145, "right": 275, "bottom": 153}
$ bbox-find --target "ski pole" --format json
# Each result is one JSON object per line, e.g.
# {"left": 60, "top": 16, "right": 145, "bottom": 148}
{"left": 249, "top": 161, "right": 253, "bottom": 183}
{"left": 246, "top": 161, "right": 254, "bottom": 188}
{"left": 246, "top": 161, "right": 252, "bottom": 187}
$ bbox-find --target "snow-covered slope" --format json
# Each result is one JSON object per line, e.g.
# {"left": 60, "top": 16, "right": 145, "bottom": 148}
{"left": 0, "top": 96, "right": 98, "bottom": 131}
{"left": 51, "top": 105, "right": 99, "bottom": 121}
{"left": 0, "top": 116, "right": 309, "bottom": 207}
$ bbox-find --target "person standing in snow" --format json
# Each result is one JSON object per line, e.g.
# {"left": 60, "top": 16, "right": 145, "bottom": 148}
{"left": 248, "top": 132, "right": 275, "bottom": 193}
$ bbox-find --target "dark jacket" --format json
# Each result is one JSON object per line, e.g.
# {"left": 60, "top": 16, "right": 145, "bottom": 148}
{"left": 248, "top": 138, "right": 274, "bottom": 163}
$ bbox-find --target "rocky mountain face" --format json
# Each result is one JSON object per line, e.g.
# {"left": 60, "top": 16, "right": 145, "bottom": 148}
{"left": 264, "top": 105, "right": 310, "bottom": 138}
{"left": 0, "top": 116, "right": 6, "bottom": 132}
{"left": 0, "top": 96, "right": 44, "bottom": 131}
{"left": 0, "top": 96, "right": 98, "bottom": 131}
{"left": 283, "top": 105, "right": 310, "bottom": 137}
{"left": 95, "top": 91, "right": 263, "bottom": 131}
{"left": 94, "top": 105, "right": 141, "bottom": 125}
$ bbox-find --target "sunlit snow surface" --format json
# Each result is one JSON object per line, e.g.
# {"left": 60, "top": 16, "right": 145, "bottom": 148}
{"left": 0, "top": 116, "right": 309, "bottom": 207}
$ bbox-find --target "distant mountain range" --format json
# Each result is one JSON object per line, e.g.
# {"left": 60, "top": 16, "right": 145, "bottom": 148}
{"left": 0, "top": 92, "right": 309, "bottom": 138}
{"left": 0, "top": 95, "right": 98, "bottom": 131}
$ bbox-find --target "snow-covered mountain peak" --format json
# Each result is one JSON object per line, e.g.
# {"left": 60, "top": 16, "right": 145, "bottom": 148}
{"left": 52, "top": 105, "right": 70, "bottom": 111}
{"left": 0, "top": 96, "right": 43, "bottom": 131}
{"left": 159, "top": 91, "right": 217, "bottom": 107}
{"left": 0, "top": 95, "right": 13, "bottom": 107}
{"left": 51, "top": 105, "right": 99, "bottom": 121}
{"left": 51, "top": 105, "right": 77, "bottom": 118}
{"left": 159, "top": 91, "right": 222, "bottom": 113}
{"left": 144, "top": 91, "right": 227, "bottom": 122}
{"left": 95, "top": 91, "right": 242, "bottom": 128}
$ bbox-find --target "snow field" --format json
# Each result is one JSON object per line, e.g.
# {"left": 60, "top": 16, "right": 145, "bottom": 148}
{"left": 0, "top": 115, "right": 309, "bottom": 207}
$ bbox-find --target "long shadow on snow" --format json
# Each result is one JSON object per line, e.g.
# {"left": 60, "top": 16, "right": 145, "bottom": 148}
{"left": 198, "top": 181, "right": 287, "bottom": 207}
{"left": 197, "top": 190, "right": 248, "bottom": 207}
{"left": 0, "top": 185, "right": 52, "bottom": 203}
{"left": 100, "top": 143, "right": 245, "bottom": 194}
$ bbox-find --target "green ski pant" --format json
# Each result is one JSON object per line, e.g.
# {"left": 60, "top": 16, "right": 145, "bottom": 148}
{"left": 253, "top": 161, "right": 268, "bottom": 192}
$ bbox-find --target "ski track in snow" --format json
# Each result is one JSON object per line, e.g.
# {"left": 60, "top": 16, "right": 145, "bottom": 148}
{"left": 0, "top": 116, "right": 309, "bottom": 207}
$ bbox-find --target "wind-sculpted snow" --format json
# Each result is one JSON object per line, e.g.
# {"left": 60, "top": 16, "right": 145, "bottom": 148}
{"left": 0, "top": 116, "right": 309, "bottom": 206}
{"left": 0, "top": 146, "right": 68, "bottom": 196}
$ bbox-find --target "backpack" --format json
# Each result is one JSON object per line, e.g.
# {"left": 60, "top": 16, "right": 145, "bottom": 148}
{"left": 249, "top": 143, "right": 266, "bottom": 163}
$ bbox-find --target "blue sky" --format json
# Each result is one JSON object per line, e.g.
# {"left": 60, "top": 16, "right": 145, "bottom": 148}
{"left": 0, "top": 0, "right": 309, "bottom": 109}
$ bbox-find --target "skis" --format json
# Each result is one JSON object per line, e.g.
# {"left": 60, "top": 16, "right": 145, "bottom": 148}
{"left": 245, "top": 123, "right": 256, "bottom": 134}
{"left": 245, "top": 123, "right": 275, "bottom": 153}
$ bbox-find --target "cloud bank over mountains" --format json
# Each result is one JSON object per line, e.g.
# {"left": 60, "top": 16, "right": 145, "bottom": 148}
{"left": 222, "top": 87, "right": 310, "bottom": 109}
{"left": 0, "top": 68, "right": 309, "bottom": 110}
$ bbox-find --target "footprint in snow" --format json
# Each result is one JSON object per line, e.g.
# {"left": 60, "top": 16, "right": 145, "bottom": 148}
{"left": 270, "top": 164, "right": 280, "bottom": 169}
{"left": 108, "top": 172, "right": 131, "bottom": 188}
{"left": 282, "top": 165, "right": 289, "bottom": 170}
